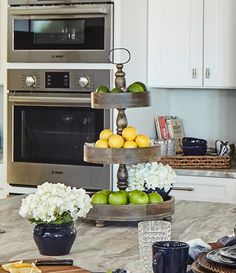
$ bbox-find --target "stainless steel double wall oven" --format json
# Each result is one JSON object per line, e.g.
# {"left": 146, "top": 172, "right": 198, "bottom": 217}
{"left": 8, "top": 0, "right": 114, "bottom": 63}
{"left": 7, "top": 69, "right": 113, "bottom": 190}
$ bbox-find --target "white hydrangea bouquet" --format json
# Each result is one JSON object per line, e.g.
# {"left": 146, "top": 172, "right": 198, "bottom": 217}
{"left": 127, "top": 162, "right": 176, "bottom": 200}
{"left": 19, "top": 182, "right": 92, "bottom": 224}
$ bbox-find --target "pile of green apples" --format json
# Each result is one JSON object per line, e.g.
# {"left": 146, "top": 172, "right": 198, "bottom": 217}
{"left": 95, "top": 81, "right": 147, "bottom": 93}
{"left": 91, "top": 189, "right": 163, "bottom": 205}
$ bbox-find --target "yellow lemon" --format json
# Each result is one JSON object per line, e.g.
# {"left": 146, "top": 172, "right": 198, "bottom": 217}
{"left": 95, "top": 139, "right": 109, "bottom": 148}
{"left": 135, "top": 134, "right": 151, "bottom": 148}
{"left": 123, "top": 140, "right": 138, "bottom": 148}
{"left": 122, "top": 126, "right": 137, "bottom": 141}
{"left": 99, "top": 129, "right": 113, "bottom": 140}
{"left": 108, "top": 134, "right": 124, "bottom": 148}
{"left": 11, "top": 264, "right": 35, "bottom": 269}
{"left": 1, "top": 262, "right": 23, "bottom": 272}
{"left": 1, "top": 262, "right": 41, "bottom": 273}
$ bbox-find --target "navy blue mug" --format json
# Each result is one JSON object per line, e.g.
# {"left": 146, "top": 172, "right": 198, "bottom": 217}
{"left": 152, "top": 241, "right": 189, "bottom": 273}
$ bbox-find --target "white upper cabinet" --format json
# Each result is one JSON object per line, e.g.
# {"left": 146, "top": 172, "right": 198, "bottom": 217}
{"left": 148, "top": 0, "right": 203, "bottom": 88}
{"left": 148, "top": 0, "right": 236, "bottom": 88}
{"left": 204, "top": 0, "right": 236, "bottom": 88}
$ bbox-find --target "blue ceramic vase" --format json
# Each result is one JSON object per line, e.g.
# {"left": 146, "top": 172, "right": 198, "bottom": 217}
{"left": 33, "top": 222, "right": 76, "bottom": 256}
{"left": 144, "top": 186, "right": 172, "bottom": 201}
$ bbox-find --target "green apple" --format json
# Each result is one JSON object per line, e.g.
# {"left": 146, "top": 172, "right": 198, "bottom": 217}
{"left": 134, "top": 81, "right": 147, "bottom": 91}
{"left": 127, "top": 82, "right": 145, "bottom": 92}
{"left": 108, "top": 191, "right": 128, "bottom": 205}
{"left": 99, "top": 189, "right": 112, "bottom": 197}
{"left": 129, "top": 190, "right": 149, "bottom": 204}
{"left": 119, "top": 189, "right": 129, "bottom": 198}
{"left": 91, "top": 192, "right": 108, "bottom": 204}
{"left": 110, "top": 87, "right": 123, "bottom": 93}
{"left": 96, "top": 85, "right": 110, "bottom": 93}
{"left": 148, "top": 192, "right": 163, "bottom": 204}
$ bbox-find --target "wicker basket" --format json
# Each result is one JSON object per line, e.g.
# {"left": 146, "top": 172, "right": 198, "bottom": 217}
{"left": 159, "top": 155, "right": 231, "bottom": 169}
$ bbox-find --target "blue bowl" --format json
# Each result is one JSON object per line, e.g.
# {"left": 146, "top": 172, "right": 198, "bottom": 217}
{"left": 182, "top": 137, "right": 207, "bottom": 147}
{"left": 182, "top": 145, "right": 207, "bottom": 156}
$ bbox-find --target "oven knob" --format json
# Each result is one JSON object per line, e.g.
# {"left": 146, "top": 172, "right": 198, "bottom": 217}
{"left": 79, "top": 77, "right": 89, "bottom": 88}
{"left": 25, "top": 75, "right": 36, "bottom": 87}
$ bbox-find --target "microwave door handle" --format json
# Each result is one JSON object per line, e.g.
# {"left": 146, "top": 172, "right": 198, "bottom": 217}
{"left": 8, "top": 96, "right": 91, "bottom": 104}
{"left": 10, "top": 7, "right": 108, "bottom": 15}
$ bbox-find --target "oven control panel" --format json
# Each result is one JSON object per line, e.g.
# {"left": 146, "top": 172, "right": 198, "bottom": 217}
{"left": 45, "top": 72, "right": 70, "bottom": 89}
{"left": 7, "top": 69, "right": 111, "bottom": 93}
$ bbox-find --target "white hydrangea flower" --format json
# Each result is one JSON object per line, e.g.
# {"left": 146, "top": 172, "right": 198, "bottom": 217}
{"left": 19, "top": 182, "right": 92, "bottom": 224}
{"left": 127, "top": 162, "right": 176, "bottom": 193}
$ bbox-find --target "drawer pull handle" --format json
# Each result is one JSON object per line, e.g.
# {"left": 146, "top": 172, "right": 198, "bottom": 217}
{"left": 172, "top": 186, "right": 194, "bottom": 191}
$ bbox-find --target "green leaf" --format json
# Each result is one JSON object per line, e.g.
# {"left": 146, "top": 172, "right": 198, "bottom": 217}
{"left": 29, "top": 211, "right": 73, "bottom": 225}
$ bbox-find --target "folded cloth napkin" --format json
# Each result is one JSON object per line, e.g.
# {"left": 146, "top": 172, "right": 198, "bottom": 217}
{"left": 186, "top": 235, "right": 236, "bottom": 273}
{"left": 187, "top": 238, "right": 212, "bottom": 262}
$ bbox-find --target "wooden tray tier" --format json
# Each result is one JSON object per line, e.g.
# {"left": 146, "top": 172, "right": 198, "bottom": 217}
{"left": 86, "top": 196, "right": 175, "bottom": 222}
{"left": 84, "top": 143, "right": 160, "bottom": 165}
{"left": 91, "top": 91, "right": 151, "bottom": 109}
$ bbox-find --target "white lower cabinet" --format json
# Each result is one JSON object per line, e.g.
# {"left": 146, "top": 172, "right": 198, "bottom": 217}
{"left": 172, "top": 175, "right": 236, "bottom": 203}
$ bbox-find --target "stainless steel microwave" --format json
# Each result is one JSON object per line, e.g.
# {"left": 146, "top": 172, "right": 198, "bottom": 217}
{"left": 8, "top": 0, "right": 114, "bottom": 63}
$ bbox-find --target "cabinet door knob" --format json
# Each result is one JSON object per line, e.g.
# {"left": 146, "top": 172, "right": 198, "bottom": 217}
{"left": 192, "top": 68, "right": 197, "bottom": 79}
{"left": 205, "top": 68, "right": 210, "bottom": 79}
{"left": 172, "top": 186, "right": 194, "bottom": 191}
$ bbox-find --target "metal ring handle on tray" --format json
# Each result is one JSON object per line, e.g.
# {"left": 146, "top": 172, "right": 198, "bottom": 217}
{"left": 108, "top": 48, "right": 131, "bottom": 65}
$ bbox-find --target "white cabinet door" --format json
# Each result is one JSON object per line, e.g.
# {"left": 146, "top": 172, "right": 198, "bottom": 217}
{"left": 172, "top": 175, "right": 236, "bottom": 203}
{"left": 204, "top": 0, "right": 236, "bottom": 88}
{"left": 148, "top": 0, "right": 203, "bottom": 88}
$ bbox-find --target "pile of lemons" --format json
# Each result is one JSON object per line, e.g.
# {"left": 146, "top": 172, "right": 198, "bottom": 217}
{"left": 95, "top": 126, "right": 151, "bottom": 148}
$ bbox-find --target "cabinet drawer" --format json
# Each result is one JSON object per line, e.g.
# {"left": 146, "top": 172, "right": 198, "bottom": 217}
{"left": 172, "top": 175, "right": 236, "bottom": 203}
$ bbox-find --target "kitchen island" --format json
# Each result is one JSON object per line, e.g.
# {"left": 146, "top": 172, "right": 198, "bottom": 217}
{"left": 0, "top": 196, "right": 235, "bottom": 272}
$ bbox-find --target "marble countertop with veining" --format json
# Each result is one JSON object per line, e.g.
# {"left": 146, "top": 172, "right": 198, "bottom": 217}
{"left": 175, "top": 161, "right": 236, "bottom": 179}
{"left": 0, "top": 196, "right": 235, "bottom": 273}
{"left": 0, "top": 149, "right": 2, "bottom": 164}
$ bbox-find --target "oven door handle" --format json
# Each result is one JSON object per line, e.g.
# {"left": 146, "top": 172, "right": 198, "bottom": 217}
{"left": 8, "top": 95, "right": 91, "bottom": 104}
{"left": 9, "top": 7, "right": 108, "bottom": 15}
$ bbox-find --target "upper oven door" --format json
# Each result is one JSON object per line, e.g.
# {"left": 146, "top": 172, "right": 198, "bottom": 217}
{"left": 8, "top": 3, "right": 114, "bottom": 63}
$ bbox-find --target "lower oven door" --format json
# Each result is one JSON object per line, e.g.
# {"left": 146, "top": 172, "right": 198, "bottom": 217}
{"left": 7, "top": 93, "right": 112, "bottom": 190}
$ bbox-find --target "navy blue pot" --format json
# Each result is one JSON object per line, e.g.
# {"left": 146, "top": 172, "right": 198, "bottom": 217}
{"left": 144, "top": 186, "right": 172, "bottom": 201}
{"left": 33, "top": 222, "right": 76, "bottom": 256}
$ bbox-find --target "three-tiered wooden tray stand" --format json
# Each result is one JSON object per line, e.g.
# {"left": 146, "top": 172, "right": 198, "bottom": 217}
{"left": 84, "top": 62, "right": 175, "bottom": 227}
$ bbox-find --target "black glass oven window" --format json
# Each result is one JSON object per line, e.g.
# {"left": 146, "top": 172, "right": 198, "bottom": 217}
{"left": 14, "top": 18, "right": 104, "bottom": 50}
{"left": 13, "top": 106, "right": 104, "bottom": 166}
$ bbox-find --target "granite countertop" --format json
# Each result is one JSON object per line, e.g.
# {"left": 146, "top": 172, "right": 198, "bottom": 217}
{"left": 0, "top": 196, "right": 235, "bottom": 272}
{"left": 0, "top": 148, "right": 2, "bottom": 164}
{"left": 175, "top": 161, "right": 236, "bottom": 179}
